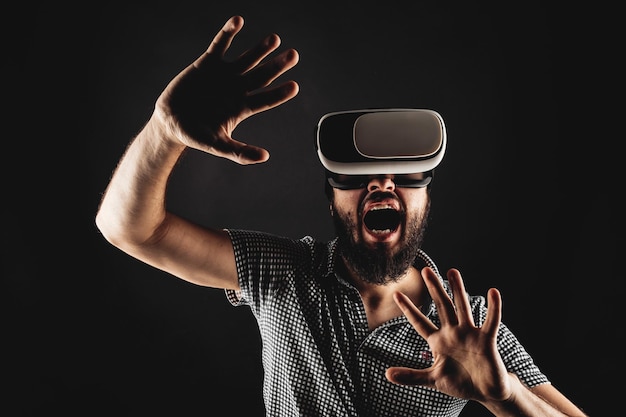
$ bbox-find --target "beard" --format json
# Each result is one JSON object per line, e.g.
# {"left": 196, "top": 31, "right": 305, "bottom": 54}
{"left": 332, "top": 196, "right": 430, "bottom": 285}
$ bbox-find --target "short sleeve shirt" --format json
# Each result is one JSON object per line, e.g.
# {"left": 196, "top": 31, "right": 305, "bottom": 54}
{"left": 224, "top": 229, "right": 549, "bottom": 417}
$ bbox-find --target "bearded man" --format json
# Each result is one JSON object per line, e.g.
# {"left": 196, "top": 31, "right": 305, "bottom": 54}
{"left": 95, "top": 15, "right": 587, "bottom": 417}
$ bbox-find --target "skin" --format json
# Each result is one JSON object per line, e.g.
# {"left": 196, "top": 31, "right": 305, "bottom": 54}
{"left": 330, "top": 176, "right": 432, "bottom": 328}
{"left": 95, "top": 15, "right": 588, "bottom": 416}
{"left": 331, "top": 175, "right": 430, "bottom": 284}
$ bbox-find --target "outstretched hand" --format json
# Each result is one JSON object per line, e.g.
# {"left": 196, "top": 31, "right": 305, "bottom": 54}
{"left": 152, "top": 15, "right": 299, "bottom": 164}
{"left": 386, "top": 267, "right": 514, "bottom": 403}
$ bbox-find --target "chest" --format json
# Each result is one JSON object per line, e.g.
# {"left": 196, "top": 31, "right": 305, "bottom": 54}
{"left": 363, "top": 302, "right": 405, "bottom": 330}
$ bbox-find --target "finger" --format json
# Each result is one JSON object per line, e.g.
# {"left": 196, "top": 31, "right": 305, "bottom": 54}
{"left": 421, "top": 267, "right": 457, "bottom": 326}
{"left": 393, "top": 291, "right": 438, "bottom": 338}
{"left": 243, "top": 48, "right": 299, "bottom": 91}
{"left": 447, "top": 268, "right": 475, "bottom": 327}
{"left": 385, "top": 366, "right": 432, "bottom": 387}
{"left": 233, "top": 33, "right": 283, "bottom": 75}
{"left": 214, "top": 138, "right": 270, "bottom": 165}
{"left": 246, "top": 80, "right": 300, "bottom": 115}
{"left": 189, "top": 127, "right": 270, "bottom": 165}
{"left": 206, "top": 15, "right": 244, "bottom": 56}
{"left": 482, "top": 287, "right": 502, "bottom": 338}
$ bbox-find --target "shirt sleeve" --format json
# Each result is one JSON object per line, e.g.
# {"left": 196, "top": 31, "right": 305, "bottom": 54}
{"left": 223, "top": 229, "right": 314, "bottom": 312}
{"left": 468, "top": 294, "right": 550, "bottom": 388}
{"left": 497, "top": 322, "right": 551, "bottom": 387}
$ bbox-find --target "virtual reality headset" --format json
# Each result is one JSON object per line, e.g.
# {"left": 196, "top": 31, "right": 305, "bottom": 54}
{"left": 315, "top": 109, "right": 446, "bottom": 175}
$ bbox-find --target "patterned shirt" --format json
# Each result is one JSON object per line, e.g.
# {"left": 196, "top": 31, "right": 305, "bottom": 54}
{"left": 224, "top": 229, "right": 549, "bottom": 417}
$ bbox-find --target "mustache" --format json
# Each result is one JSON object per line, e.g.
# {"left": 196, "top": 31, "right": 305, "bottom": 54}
{"left": 360, "top": 191, "right": 404, "bottom": 214}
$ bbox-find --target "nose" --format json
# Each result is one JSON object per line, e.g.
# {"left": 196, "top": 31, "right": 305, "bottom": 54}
{"left": 367, "top": 176, "right": 396, "bottom": 192}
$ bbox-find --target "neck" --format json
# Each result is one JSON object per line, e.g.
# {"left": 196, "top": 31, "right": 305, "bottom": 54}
{"left": 339, "top": 260, "right": 428, "bottom": 330}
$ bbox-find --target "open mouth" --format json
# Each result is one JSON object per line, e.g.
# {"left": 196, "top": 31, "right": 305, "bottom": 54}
{"left": 363, "top": 205, "right": 402, "bottom": 234}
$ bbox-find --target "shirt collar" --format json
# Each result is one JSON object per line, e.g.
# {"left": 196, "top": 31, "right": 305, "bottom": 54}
{"left": 323, "top": 238, "right": 451, "bottom": 317}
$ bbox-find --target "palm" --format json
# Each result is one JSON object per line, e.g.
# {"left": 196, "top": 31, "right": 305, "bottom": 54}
{"left": 152, "top": 16, "right": 299, "bottom": 164}
{"left": 386, "top": 267, "right": 512, "bottom": 403}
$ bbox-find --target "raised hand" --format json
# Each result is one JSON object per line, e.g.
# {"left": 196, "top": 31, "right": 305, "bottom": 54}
{"left": 152, "top": 15, "right": 299, "bottom": 164}
{"left": 386, "top": 267, "right": 513, "bottom": 403}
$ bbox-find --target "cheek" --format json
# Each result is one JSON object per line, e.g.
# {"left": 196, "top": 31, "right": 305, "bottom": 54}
{"left": 400, "top": 191, "right": 429, "bottom": 215}
{"left": 333, "top": 191, "right": 361, "bottom": 216}
{"left": 407, "top": 199, "right": 427, "bottom": 213}
{"left": 333, "top": 204, "right": 357, "bottom": 222}
{"left": 402, "top": 188, "right": 428, "bottom": 203}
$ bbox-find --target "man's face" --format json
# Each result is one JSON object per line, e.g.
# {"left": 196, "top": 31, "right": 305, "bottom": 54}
{"left": 330, "top": 174, "right": 431, "bottom": 285}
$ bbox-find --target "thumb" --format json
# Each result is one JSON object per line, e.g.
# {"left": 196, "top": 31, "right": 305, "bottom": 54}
{"left": 202, "top": 134, "right": 270, "bottom": 165}
{"left": 385, "top": 366, "right": 431, "bottom": 386}
{"left": 234, "top": 143, "right": 270, "bottom": 165}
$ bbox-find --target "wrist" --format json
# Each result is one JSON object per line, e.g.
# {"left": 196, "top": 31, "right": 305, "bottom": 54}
{"left": 480, "top": 373, "right": 523, "bottom": 414}
{"left": 147, "top": 110, "right": 188, "bottom": 151}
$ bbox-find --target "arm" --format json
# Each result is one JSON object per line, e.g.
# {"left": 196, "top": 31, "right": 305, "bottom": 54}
{"left": 95, "top": 16, "right": 299, "bottom": 289}
{"left": 385, "top": 267, "right": 587, "bottom": 417}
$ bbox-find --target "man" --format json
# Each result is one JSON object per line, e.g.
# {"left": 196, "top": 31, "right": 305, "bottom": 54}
{"left": 95, "top": 15, "right": 587, "bottom": 416}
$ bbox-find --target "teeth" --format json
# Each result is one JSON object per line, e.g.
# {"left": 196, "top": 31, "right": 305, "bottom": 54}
{"left": 370, "top": 229, "right": 393, "bottom": 234}
{"left": 369, "top": 205, "right": 394, "bottom": 211}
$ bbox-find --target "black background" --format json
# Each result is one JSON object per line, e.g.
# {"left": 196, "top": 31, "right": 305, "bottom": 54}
{"left": 5, "top": 1, "right": 620, "bottom": 416}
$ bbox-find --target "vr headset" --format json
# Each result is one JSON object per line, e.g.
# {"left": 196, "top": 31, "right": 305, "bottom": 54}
{"left": 315, "top": 108, "right": 446, "bottom": 176}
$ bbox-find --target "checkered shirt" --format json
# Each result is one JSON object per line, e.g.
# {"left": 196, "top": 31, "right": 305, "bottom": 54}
{"left": 224, "top": 229, "right": 549, "bottom": 416}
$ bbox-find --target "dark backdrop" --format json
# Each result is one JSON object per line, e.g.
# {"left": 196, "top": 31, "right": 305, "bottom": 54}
{"left": 5, "top": 1, "right": 619, "bottom": 416}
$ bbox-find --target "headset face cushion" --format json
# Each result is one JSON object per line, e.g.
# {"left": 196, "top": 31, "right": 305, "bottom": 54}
{"left": 316, "top": 109, "right": 446, "bottom": 175}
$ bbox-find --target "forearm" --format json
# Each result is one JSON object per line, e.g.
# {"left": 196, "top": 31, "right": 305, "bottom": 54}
{"left": 482, "top": 374, "right": 588, "bottom": 417}
{"left": 95, "top": 115, "right": 186, "bottom": 248}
